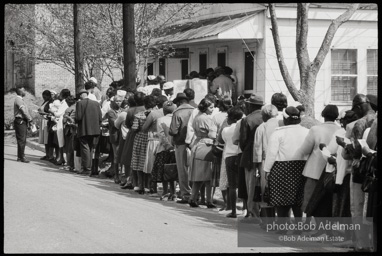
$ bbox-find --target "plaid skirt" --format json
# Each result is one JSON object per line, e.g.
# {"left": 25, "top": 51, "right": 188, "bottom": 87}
{"left": 269, "top": 160, "right": 306, "bottom": 207}
{"left": 131, "top": 131, "right": 148, "bottom": 172}
{"left": 151, "top": 150, "right": 176, "bottom": 183}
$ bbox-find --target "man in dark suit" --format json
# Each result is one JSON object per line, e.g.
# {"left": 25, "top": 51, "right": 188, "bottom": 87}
{"left": 75, "top": 86, "right": 102, "bottom": 175}
{"left": 239, "top": 94, "right": 264, "bottom": 220}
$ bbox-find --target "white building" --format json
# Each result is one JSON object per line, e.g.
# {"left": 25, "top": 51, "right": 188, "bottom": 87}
{"left": 147, "top": 3, "right": 378, "bottom": 119}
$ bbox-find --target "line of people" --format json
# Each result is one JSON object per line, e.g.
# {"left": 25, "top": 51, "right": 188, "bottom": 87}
{"left": 31, "top": 73, "right": 377, "bottom": 251}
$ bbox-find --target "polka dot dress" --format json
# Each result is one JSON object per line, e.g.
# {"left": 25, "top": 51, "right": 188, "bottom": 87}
{"left": 269, "top": 160, "right": 306, "bottom": 207}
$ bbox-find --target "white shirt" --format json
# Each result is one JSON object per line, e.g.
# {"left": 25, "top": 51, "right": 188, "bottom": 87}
{"left": 221, "top": 123, "right": 239, "bottom": 158}
{"left": 88, "top": 93, "right": 98, "bottom": 102}
{"left": 264, "top": 124, "right": 309, "bottom": 172}
{"left": 101, "top": 100, "right": 111, "bottom": 119}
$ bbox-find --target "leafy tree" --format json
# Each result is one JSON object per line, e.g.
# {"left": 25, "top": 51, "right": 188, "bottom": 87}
{"left": 269, "top": 3, "right": 360, "bottom": 117}
{"left": 5, "top": 4, "right": 206, "bottom": 87}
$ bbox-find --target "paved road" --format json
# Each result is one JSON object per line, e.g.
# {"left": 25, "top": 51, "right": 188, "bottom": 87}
{"left": 3, "top": 141, "right": 350, "bottom": 253}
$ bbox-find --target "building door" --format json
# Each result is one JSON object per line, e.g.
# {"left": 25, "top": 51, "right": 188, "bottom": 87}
{"left": 244, "top": 51, "right": 255, "bottom": 90}
{"left": 159, "top": 58, "right": 166, "bottom": 77}
{"left": 199, "top": 53, "right": 207, "bottom": 73}
{"left": 181, "top": 59, "right": 188, "bottom": 79}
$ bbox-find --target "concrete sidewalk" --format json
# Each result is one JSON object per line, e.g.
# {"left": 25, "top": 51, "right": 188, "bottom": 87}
{"left": 5, "top": 130, "right": 243, "bottom": 210}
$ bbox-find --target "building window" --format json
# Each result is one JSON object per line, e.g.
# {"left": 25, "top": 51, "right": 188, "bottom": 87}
{"left": 367, "top": 49, "right": 378, "bottom": 95}
{"left": 331, "top": 49, "right": 357, "bottom": 102}
{"left": 217, "top": 52, "right": 226, "bottom": 67}
{"left": 147, "top": 63, "right": 154, "bottom": 76}
{"left": 244, "top": 51, "right": 255, "bottom": 90}
{"left": 159, "top": 58, "right": 166, "bottom": 77}
{"left": 199, "top": 53, "right": 207, "bottom": 73}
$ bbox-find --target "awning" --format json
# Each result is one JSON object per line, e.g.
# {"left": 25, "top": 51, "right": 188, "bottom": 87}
{"left": 151, "top": 10, "right": 264, "bottom": 45}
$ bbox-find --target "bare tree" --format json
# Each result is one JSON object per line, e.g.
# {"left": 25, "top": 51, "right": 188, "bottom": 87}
{"left": 269, "top": 3, "right": 359, "bottom": 117}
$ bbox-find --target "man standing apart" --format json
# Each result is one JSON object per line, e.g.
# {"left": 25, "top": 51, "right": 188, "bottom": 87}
{"left": 239, "top": 94, "right": 264, "bottom": 219}
{"left": 13, "top": 87, "right": 33, "bottom": 163}
{"left": 75, "top": 87, "right": 102, "bottom": 175}
{"left": 169, "top": 93, "right": 195, "bottom": 203}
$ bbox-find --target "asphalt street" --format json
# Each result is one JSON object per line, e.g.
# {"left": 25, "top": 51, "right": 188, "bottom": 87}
{"left": 3, "top": 139, "right": 350, "bottom": 253}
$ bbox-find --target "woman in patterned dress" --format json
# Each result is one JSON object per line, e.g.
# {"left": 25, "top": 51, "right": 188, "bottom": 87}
{"left": 131, "top": 95, "right": 157, "bottom": 194}
{"left": 263, "top": 106, "right": 309, "bottom": 218}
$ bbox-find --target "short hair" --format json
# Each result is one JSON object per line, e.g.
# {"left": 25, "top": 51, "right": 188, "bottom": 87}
{"left": 296, "top": 105, "right": 305, "bottom": 113}
{"left": 60, "top": 89, "right": 71, "bottom": 99}
{"left": 189, "top": 71, "right": 199, "bottom": 79}
{"left": 157, "top": 75, "right": 166, "bottom": 82}
{"left": 206, "top": 68, "right": 214, "bottom": 75}
{"left": 151, "top": 88, "right": 162, "bottom": 97}
{"left": 144, "top": 95, "right": 157, "bottom": 109}
{"left": 134, "top": 91, "right": 146, "bottom": 106}
{"left": 183, "top": 88, "right": 195, "bottom": 100}
{"left": 65, "top": 95, "right": 76, "bottom": 107}
{"left": 224, "top": 66, "right": 233, "bottom": 76}
{"left": 127, "top": 95, "right": 136, "bottom": 107}
{"left": 284, "top": 106, "right": 301, "bottom": 125}
{"left": 218, "top": 96, "right": 233, "bottom": 112}
{"left": 261, "top": 104, "right": 278, "bottom": 122}
{"left": 84, "top": 81, "right": 95, "bottom": 90}
{"left": 106, "top": 88, "right": 116, "bottom": 99}
{"left": 204, "top": 93, "right": 217, "bottom": 105}
{"left": 42, "top": 90, "right": 52, "bottom": 98}
{"left": 321, "top": 104, "right": 339, "bottom": 121}
{"left": 227, "top": 106, "right": 244, "bottom": 122}
{"left": 271, "top": 93, "right": 288, "bottom": 111}
{"left": 215, "top": 67, "right": 225, "bottom": 76}
{"left": 109, "top": 81, "right": 119, "bottom": 89}
{"left": 16, "top": 87, "right": 24, "bottom": 96}
{"left": 156, "top": 95, "right": 168, "bottom": 109}
{"left": 199, "top": 70, "right": 207, "bottom": 79}
{"left": 198, "top": 98, "right": 214, "bottom": 113}
{"left": 236, "top": 100, "right": 246, "bottom": 113}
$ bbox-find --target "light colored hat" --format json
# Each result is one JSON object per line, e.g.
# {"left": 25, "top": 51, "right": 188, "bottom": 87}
{"left": 89, "top": 77, "right": 97, "bottom": 84}
{"left": 147, "top": 75, "right": 156, "bottom": 81}
{"left": 50, "top": 90, "right": 57, "bottom": 95}
{"left": 117, "top": 90, "right": 127, "bottom": 98}
{"left": 163, "top": 81, "right": 174, "bottom": 90}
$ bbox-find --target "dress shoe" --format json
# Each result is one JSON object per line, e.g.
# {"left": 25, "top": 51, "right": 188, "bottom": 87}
{"left": 176, "top": 198, "right": 189, "bottom": 204}
{"left": 206, "top": 202, "right": 217, "bottom": 208}
{"left": 188, "top": 199, "right": 199, "bottom": 207}
{"left": 226, "top": 212, "right": 237, "bottom": 218}
{"left": 121, "top": 183, "right": 134, "bottom": 189}
{"left": 17, "top": 158, "right": 30, "bottom": 163}
{"left": 89, "top": 171, "right": 99, "bottom": 177}
{"left": 40, "top": 156, "right": 49, "bottom": 160}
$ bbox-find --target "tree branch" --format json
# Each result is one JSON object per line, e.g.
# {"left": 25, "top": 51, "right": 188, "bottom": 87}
{"left": 269, "top": 4, "right": 300, "bottom": 100}
{"left": 312, "top": 4, "right": 359, "bottom": 73}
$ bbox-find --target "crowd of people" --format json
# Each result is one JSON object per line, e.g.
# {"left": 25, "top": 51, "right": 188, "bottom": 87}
{"left": 13, "top": 65, "right": 377, "bottom": 252}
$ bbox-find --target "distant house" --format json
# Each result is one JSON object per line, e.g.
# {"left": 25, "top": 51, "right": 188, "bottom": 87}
{"left": 147, "top": 3, "right": 378, "bottom": 118}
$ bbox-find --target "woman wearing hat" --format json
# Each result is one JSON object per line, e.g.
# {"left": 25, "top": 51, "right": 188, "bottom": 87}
{"left": 264, "top": 106, "right": 309, "bottom": 224}
{"left": 188, "top": 98, "right": 218, "bottom": 208}
{"left": 162, "top": 81, "right": 175, "bottom": 101}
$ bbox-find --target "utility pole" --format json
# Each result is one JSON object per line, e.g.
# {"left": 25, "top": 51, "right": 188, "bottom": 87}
{"left": 73, "top": 4, "right": 84, "bottom": 94}
{"left": 123, "top": 4, "right": 136, "bottom": 91}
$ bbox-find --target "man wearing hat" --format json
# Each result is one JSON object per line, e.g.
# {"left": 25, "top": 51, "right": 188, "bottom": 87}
{"left": 75, "top": 88, "right": 102, "bottom": 176}
{"left": 169, "top": 92, "right": 195, "bottom": 203}
{"left": 338, "top": 94, "right": 377, "bottom": 251}
{"left": 238, "top": 93, "right": 264, "bottom": 219}
{"left": 162, "top": 81, "right": 175, "bottom": 101}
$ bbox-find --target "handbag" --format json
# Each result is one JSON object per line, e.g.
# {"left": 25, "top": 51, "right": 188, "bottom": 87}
{"left": 212, "top": 144, "right": 224, "bottom": 158}
{"left": 263, "top": 184, "right": 270, "bottom": 204}
{"left": 352, "top": 157, "right": 369, "bottom": 184}
{"left": 163, "top": 163, "right": 178, "bottom": 182}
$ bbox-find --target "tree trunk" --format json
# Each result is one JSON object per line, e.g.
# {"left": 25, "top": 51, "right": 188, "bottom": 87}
{"left": 73, "top": 4, "right": 84, "bottom": 95}
{"left": 123, "top": 4, "right": 136, "bottom": 91}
